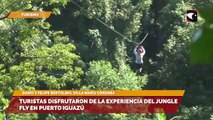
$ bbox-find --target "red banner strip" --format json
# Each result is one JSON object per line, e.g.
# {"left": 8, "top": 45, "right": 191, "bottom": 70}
{"left": 7, "top": 96, "right": 182, "bottom": 114}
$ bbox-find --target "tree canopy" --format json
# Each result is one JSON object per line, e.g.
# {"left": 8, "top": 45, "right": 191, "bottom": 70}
{"left": 0, "top": 0, "right": 213, "bottom": 119}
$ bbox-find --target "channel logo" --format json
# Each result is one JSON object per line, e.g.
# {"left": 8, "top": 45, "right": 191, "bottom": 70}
{"left": 186, "top": 10, "right": 198, "bottom": 22}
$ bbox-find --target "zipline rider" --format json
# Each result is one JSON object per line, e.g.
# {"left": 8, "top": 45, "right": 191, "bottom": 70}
{"left": 133, "top": 45, "right": 146, "bottom": 75}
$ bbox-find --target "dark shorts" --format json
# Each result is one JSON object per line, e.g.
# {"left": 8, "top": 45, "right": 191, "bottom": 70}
{"left": 136, "top": 63, "right": 143, "bottom": 70}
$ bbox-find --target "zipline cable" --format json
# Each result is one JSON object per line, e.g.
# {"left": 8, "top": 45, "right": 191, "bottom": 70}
{"left": 70, "top": 0, "right": 148, "bottom": 44}
{"left": 139, "top": 33, "right": 149, "bottom": 45}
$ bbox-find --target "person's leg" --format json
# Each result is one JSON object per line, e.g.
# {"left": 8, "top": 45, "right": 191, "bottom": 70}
{"left": 138, "top": 64, "right": 143, "bottom": 75}
{"left": 139, "top": 64, "right": 142, "bottom": 72}
{"left": 136, "top": 64, "right": 141, "bottom": 75}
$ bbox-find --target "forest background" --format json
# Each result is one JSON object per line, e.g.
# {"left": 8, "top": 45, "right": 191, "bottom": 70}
{"left": 0, "top": 0, "right": 213, "bottom": 119}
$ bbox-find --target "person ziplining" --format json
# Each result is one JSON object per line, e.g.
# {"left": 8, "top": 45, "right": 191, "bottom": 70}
{"left": 132, "top": 33, "right": 148, "bottom": 75}
{"left": 133, "top": 45, "right": 146, "bottom": 75}
{"left": 70, "top": 0, "right": 149, "bottom": 75}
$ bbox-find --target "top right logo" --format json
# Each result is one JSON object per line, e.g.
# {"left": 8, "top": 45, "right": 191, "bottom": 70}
{"left": 186, "top": 10, "right": 198, "bottom": 22}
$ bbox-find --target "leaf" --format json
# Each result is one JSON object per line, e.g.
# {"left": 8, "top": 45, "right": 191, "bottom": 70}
{"left": 0, "top": 113, "right": 4, "bottom": 120}
{"left": 199, "top": 8, "right": 213, "bottom": 23}
{"left": 190, "top": 27, "right": 213, "bottom": 64}
{"left": 52, "top": 8, "right": 61, "bottom": 15}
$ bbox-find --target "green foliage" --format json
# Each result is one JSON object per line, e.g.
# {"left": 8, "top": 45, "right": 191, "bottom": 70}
{"left": 191, "top": 8, "right": 213, "bottom": 64}
{"left": 172, "top": 106, "right": 213, "bottom": 120}
{"left": 148, "top": 19, "right": 198, "bottom": 89}
{"left": 0, "top": 0, "right": 69, "bottom": 18}
{"left": 145, "top": 0, "right": 213, "bottom": 119}
{"left": 0, "top": 113, "right": 4, "bottom": 120}
{"left": 47, "top": 114, "right": 112, "bottom": 120}
{"left": 88, "top": 29, "right": 102, "bottom": 48}
{"left": 199, "top": 8, "right": 213, "bottom": 23}
{"left": 153, "top": 113, "right": 166, "bottom": 120}
{"left": 0, "top": 0, "right": 212, "bottom": 119}
{"left": 0, "top": 19, "right": 83, "bottom": 94}
{"left": 0, "top": 1, "right": 82, "bottom": 120}
{"left": 83, "top": 60, "right": 147, "bottom": 90}
{"left": 7, "top": 114, "right": 38, "bottom": 120}
{"left": 45, "top": 114, "right": 57, "bottom": 120}
{"left": 50, "top": 0, "right": 152, "bottom": 64}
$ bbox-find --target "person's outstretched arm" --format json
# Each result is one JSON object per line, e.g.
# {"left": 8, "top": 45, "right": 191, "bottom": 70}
{"left": 140, "top": 46, "right": 146, "bottom": 55}
{"left": 133, "top": 45, "right": 138, "bottom": 55}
